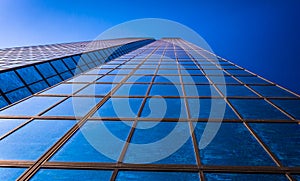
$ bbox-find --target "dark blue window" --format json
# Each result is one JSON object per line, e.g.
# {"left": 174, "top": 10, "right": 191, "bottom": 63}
{"left": 46, "top": 75, "right": 62, "bottom": 86}
{"left": 271, "top": 99, "right": 300, "bottom": 119}
{"left": 60, "top": 71, "right": 73, "bottom": 80}
{"left": 35, "top": 63, "right": 57, "bottom": 78}
{"left": 182, "top": 75, "right": 209, "bottom": 84}
{"left": 194, "top": 122, "right": 275, "bottom": 166}
{"left": 185, "top": 85, "right": 220, "bottom": 97}
{"left": 236, "top": 76, "right": 270, "bottom": 85}
{"left": 141, "top": 98, "right": 187, "bottom": 119}
{"left": 250, "top": 85, "right": 296, "bottom": 98}
{"left": 63, "top": 57, "right": 77, "bottom": 69}
{"left": 16, "top": 66, "right": 43, "bottom": 84}
{"left": 226, "top": 69, "right": 253, "bottom": 75}
{"left": 6, "top": 87, "right": 32, "bottom": 103}
{"left": 154, "top": 75, "right": 180, "bottom": 83}
{"left": 114, "top": 84, "right": 149, "bottom": 96}
{"left": 50, "top": 60, "right": 69, "bottom": 73}
{"left": 188, "top": 98, "right": 238, "bottom": 119}
{"left": 0, "top": 71, "right": 25, "bottom": 92}
{"left": 31, "top": 169, "right": 112, "bottom": 181}
{"left": 209, "top": 76, "right": 240, "bottom": 84}
{"left": 204, "top": 173, "right": 288, "bottom": 181}
{"left": 216, "top": 85, "right": 258, "bottom": 97}
{"left": 250, "top": 123, "right": 300, "bottom": 167}
{"left": 229, "top": 99, "right": 289, "bottom": 120}
{"left": 116, "top": 171, "right": 200, "bottom": 181}
{"left": 150, "top": 84, "right": 183, "bottom": 96}
{"left": 29, "top": 81, "right": 49, "bottom": 93}
{"left": 0, "top": 96, "right": 8, "bottom": 108}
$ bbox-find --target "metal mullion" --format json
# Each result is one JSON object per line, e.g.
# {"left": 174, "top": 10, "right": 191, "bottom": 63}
{"left": 172, "top": 39, "right": 205, "bottom": 181}
{"left": 110, "top": 42, "right": 166, "bottom": 181}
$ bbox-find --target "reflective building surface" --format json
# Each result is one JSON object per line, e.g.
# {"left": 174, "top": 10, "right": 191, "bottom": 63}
{"left": 0, "top": 38, "right": 299, "bottom": 180}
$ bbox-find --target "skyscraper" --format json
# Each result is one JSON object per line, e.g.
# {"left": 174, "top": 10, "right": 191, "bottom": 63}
{"left": 0, "top": 38, "right": 299, "bottom": 180}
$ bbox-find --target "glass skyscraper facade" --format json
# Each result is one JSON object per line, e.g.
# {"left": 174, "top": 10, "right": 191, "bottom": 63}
{"left": 0, "top": 38, "right": 299, "bottom": 180}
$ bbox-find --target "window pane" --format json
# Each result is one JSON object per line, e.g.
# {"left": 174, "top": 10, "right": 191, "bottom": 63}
{"left": 68, "top": 75, "right": 98, "bottom": 83}
{"left": 216, "top": 85, "right": 258, "bottom": 97}
{"left": 150, "top": 84, "right": 183, "bottom": 96}
{"left": 0, "top": 120, "right": 75, "bottom": 160}
{"left": 236, "top": 76, "right": 270, "bottom": 85}
{"left": 124, "top": 122, "right": 196, "bottom": 164}
{"left": 50, "top": 121, "right": 131, "bottom": 162}
{"left": 188, "top": 98, "right": 237, "bottom": 119}
{"left": 141, "top": 98, "right": 187, "bottom": 119}
{"left": 157, "top": 69, "right": 179, "bottom": 75}
{"left": 96, "top": 75, "right": 125, "bottom": 83}
{"left": 50, "top": 60, "right": 68, "bottom": 73}
{"left": 114, "top": 84, "right": 149, "bottom": 96}
{"left": 229, "top": 99, "right": 289, "bottom": 120}
{"left": 16, "top": 66, "right": 42, "bottom": 84}
{"left": 194, "top": 122, "right": 275, "bottom": 166}
{"left": 0, "top": 71, "right": 25, "bottom": 92}
{"left": 205, "top": 173, "right": 288, "bottom": 181}
{"left": 92, "top": 98, "right": 143, "bottom": 118}
{"left": 0, "top": 96, "right": 64, "bottom": 116}
{"left": 0, "top": 96, "right": 8, "bottom": 108}
{"left": 134, "top": 69, "right": 156, "bottom": 75}
{"left": 43, "top": 97, "right": 101, "bottom": 117}
{"left": 250, "top": 123, "right": 300, "bottom": 167}
{"left": 116, "top": 171, "right": 200, "bottom": 181}
{"left": 31, "top": 169, "right": 112, "bottom": 181}
{"left": 0, "top": 119, "right": 27, "bottom": 137}
{"left": 185, "top": 85, "right": 220, "bottom": 97}
{"left": 182, "top": 75, "right": 209, "bottom": 84}
{"left": 77, "top": 84, "right": 115, "bottom": 96}
{"left": 250, "top": 85, "right": 296, "bottom": 98}
{"left": 226, "top": 69, "right": 252, "bottom": 76}
{"left": 6, "top": 87, "right": 31, "bottom": 103}
{"left": 271, "top": 99, "right": 300, "bottom": 119}
{"left": 0, "top": 168, "right": 26, "bottom": 181}
{"left": 35, "top": 63, "right": 57, "bottom": 78}
{"left": 126, "top": 75, "right": 153, "bottom": 83}
{"left": 41, "top": 83, "right": 86, "bottom": 95}
{"left": 154, "top": 75, "right": 180, "bottom": 83}
{"left": 209, "top": 76, "right": 240, "bottom": 84}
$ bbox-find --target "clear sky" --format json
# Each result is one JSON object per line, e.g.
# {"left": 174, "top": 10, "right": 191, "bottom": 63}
{"left": 0, "top": 0, "right": 299, "bottom": 94}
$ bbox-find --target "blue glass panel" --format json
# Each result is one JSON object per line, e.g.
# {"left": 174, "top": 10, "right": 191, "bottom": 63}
{"left": 51, "top": 60, "right": 69, "bottom": 73}
{"left": 0, "top": 120, "right": 75, "bottom": 160}
{"left": 194, "top": 122, "right": 275, "bottom": 166}
{"left": 0, "top": 168, "right": 26, "bottom": 181}
{"left": 50, "top": 121, "right": 131, "bottom": 162}
{"left": 92, "top": 98, "right": 143, "bottom": 118}
{"left": 271, "top": 99, "right": 300, "bottom": 119}
{"left": 229, "top": 99, "right": 289, "bottom": 120}
{"left": 150, "top": 84, "right": 183, "bottom": 96}
{"left": 188, "top": 98, "right": 238, "bottom": 119}
{"left": 0, "top": 71, "right": 24, "bottom": 92}
{"left": 16, "top": 66, "right": 42, "bottom": 84}
{"left": 216, "top": 85, "right": 258, "bottom": 97}
{"left": 41, "top": 83, "right": 86, "bottom": 95}
{"left": 43, "top": 97, "right": 101, "bottom": 117}
{"left": 116, "top": 171, "right": 200, "bottom": 181}
{"left": 31, "top": 169, "right": 112, "bottom": 181}
{"left": 46, "top": 75, "right": 62, "bottom": 86}
{"left": 185, "top": 85, "right": 220, "bottom": 97}
{"left": 110, "top": 69, "right": 132, "bottom": 74}
{"left": 62, "top": 57, "right": 77, "bottom": 69}
{"left": 68, "top": 75, "right": 98, "bottom": 83}
{"left": 29, "top": 80, "right": 48, "bottom": 93}
{"left": 0, "top": 119, "right": 27, "bottom": 137}
{"left": 157, "top": 69, "right": 179, "bottom": 75}
{"left": 250, "top": 123, "right": 300, "bottom": 166}
{"left": 209, "top": 76, "right": 240, "bottom": 84}
{"left": 182, "top": 75, "right": 209, "bottom": 84}
{"left": 114, "top": 84, "right": 149, "bottom": 96}
{"left": 141, "top": 98, "right": 187, "bottom": 119}
{"left": 124, "top": 122, "right": 196, "bottom": 164}
{"left": 126, "top": 75, "right": 153, "bottom": 83}
{"left": 203, "top": 69, "right": 225, "bottom": 75}
{"left": 35, "top": 63, "right": 57, "bottom": 78}
{"left": 77, "top": 84, "right": 115, "bottom": 96}
{"left": 226, "top": 69, "right": 253, "bottom": 75}
{"left": 6, "top": 87, "right": 32, "bottom": 103}
{"left": 0, "top": 96, "right": 8, "bottom": 108}
{"left": 205, "top": 173, "right": 288, "bottom": 181}
{"left": 236, "top": 76, "right": 270, "bottom": 85}
{"left": 60, "top": 71, "right": 73, "bottom": 80}
{"left": 134, "top": 69, "right": 156, "bottom": 75}
{"left": 293, "top": 175, "right": 300, "bottom": 180}
{"left": 97, "top": 75, "right": 125, "bottom": 83}
{"left": 154, "top": 75, "right": 180, "bottom": 83}
{"left": 0, "top": 96, "right": 64, "bottom": 116}
{"left": 251, "top": 85, "right": 296, "bottom": 97}
{"left": 85, "top": 69, "right": 110, "bottom": 75}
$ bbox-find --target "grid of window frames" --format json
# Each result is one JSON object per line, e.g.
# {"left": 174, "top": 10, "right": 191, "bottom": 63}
{"left": 0, "top": 39, "right": 154, "bottom": 108}
{"left": 0, "top": 39, "right": 299, "bottom": 180}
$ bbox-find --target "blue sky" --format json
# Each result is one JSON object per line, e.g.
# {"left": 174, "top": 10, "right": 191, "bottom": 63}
{"left": 0, "top": 0, "right": 299, "bottom": 94}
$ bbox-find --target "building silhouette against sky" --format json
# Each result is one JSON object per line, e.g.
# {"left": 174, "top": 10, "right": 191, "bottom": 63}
{"left": 0, "top": 38, "right": 299, "bottom": 180}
